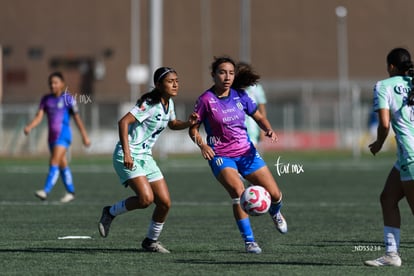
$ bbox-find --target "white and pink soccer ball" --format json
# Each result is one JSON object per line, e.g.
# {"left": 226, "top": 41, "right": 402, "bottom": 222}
{"left": 240, "top": 186, "right": 271, "bottom": 216}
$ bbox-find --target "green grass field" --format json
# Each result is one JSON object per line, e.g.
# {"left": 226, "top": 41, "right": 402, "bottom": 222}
{"left": 1, "top": 151, "right": 414, "bottom": 275}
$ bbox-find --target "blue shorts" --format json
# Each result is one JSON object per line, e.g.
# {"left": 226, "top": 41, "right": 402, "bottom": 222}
{"left": 48, "top": 137, "right": 71, "bottom": 151}
{"left": 49, "top": 128, "right": 72, "bottom": 151}
{"left": 208, "top": 148, "right": 266, "bottom": 177}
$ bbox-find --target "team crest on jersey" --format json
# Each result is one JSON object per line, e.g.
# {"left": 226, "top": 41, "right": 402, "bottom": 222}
{"left": 236, "top": 102, "right": 243, "bottom": 110}
{"left": 57, "top": 99, "right": 64, "bottom": 109}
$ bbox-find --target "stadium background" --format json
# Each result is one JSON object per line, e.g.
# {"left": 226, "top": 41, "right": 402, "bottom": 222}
{"left": 1, "top": 0, "right": 412, "bottom": 156}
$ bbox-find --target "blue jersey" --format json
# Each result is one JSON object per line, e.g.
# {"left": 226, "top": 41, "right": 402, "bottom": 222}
{"left": 194, "top": 88, "right": 257, "bottom": 157}
{"left": 39, "top": 92, "right": 78, "bottom": 144}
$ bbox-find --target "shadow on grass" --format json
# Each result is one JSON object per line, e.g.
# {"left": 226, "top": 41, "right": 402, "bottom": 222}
{"left": 174, "top": 259, "right": 351, "bottom": 266}
{"left": 0, "top": 247, "right": 143, "bottom": 254}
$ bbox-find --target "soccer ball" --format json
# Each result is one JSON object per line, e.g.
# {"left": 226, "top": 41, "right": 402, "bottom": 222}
{"left": 240, "top": 186, "right": 271, "bottom": 216}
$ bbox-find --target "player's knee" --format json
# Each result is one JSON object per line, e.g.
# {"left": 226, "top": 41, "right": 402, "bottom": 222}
{"left": 157, "top": 199, "right": 171, "bottom": 211}
{"left": 139, "top": 193, "right": 154, "bottom": 208}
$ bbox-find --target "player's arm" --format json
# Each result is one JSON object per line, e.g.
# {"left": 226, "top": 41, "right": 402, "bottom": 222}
{"left": 257, "top": 103, "right": 267, "bottom": 142}
{"left": 251, "top": 110, "right": 277, "bottom": 142}
{"left": 369, "top": 109, "right": 390, "bottom": 156}
{"left": 118, "top": 113, "right": 136, "bottom": 170}
{"left": 73, "top": 113, "right": 91, "bottom": 147}
{"left": 24, "top": 109, "right": 44, "bottom": 135}
{"left": 189, "top": 123, "right": 215, "bottom": 160}
{"left": 168, "top": 112, "right": 199, "bottom": 130}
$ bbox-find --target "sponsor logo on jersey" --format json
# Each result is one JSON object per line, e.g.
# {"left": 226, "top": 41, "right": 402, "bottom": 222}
{"left": 394, "top": 84, "right": 410, "bottom": 94}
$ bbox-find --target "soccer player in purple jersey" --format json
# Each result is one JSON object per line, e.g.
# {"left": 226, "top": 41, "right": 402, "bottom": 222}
{"left": 189, "top": 56, "right": 287, "bottom": 254}
{"left": 24, "top": 72, "right": 90, "bottom": 203}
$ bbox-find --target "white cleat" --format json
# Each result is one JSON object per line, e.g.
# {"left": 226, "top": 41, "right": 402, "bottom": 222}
{"left": 35, "top": 190, "right": 47, "bottom": 201}
{"left": 364, "top": 252, "right": 401, "bottom": 267}
{"left": 60, "top": 193, "right": 75, "bottom": 203}
{"left": 245, "top": 242, "right": 262, "bottom": 254}
{"left": 272, "top": 212, "right": 288, "bottom": 234}
{"left": 141, "top": 238, "right": 171, "bottom": 253}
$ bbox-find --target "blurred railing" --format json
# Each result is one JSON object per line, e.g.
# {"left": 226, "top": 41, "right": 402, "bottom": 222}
{"left": 0, "top": 81, "right": 388, "bottom": 157}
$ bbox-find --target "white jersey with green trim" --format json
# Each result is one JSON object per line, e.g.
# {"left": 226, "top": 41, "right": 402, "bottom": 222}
{"left": 373, "top": 75, "right": 414, "bottom": 166}
{"left": 116, "top": 98, "right": 176, "bottom": 158}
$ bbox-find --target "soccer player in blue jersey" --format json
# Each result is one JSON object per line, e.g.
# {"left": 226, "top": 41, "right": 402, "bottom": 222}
{"left": 189, "top": 56, "right": 287, "bottom": 254}
{"left": 24, "top": 72, "right": 90, "bottom": 203}
{"left": 98, "top": 67, "right": 198, "bottom": 253}
{"left": 365, "top": 48, "right": 414, "bottom": 267}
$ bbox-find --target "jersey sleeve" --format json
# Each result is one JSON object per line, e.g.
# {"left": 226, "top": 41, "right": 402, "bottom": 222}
{"left": 130, "top": 102, "right": 151, "bottom": 123}
{"left": 194, "top": 95, "right": 207, "bottom": 123}
{"left": 254, "top": 84, "right": 267, "bottom": 104}
{"left": 66, "top": 93, "right": 79, "bottom": 114}
{"left": 239, "top": 89, "right": 258, "bottom": 116}
{"left": 169, "top": 99, "right": 177, "bottom": 121}
{"left": 373, "top": 81, "right": 389, "bottom": 111}
{"left": 39, "top": 95, "right": 47, "bottom": 111}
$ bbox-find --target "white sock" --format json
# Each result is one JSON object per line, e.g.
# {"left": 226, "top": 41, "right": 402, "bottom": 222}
{"left": 384, "top": 226, "right": 400, "bottom": 253}
{"left": 146, "top": 220, "right": 164, "bottom": 241}
{"left": 109, "top": 200, "right": 128, "bottom": 216}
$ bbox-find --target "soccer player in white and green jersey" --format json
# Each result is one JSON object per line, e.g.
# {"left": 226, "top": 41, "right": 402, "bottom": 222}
{"left": 98, "top": 67, "right": 198, "bottom": 253}
{"left": 236, "top": 62, "right": 268, "bottom": 146}
{"left": 365, "top": 48, "right": 414, "bottom": 267}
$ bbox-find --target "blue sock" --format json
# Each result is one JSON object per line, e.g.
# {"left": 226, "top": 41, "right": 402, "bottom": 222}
{"left": 236, "top": 217, "right": 255, "bottom": 243}
{"left": 268, "top": 200, "right": 283, "bottom": 217}
{"left": 43, "top": 165, "right": 59, "bottom": 193}
{"left": 60, "top": 167, "right": 75, "bottom": 194}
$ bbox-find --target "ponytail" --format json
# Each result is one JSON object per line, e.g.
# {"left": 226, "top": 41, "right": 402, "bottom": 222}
{"left": 136, "top": 89, "right": 162, "bottom": 107}
{"left": 386, "top": 48, "right": 414, "bottom": 105}
{"left": 232, "top": 62, "right": 260, "bottom": 90}
{"left": 408, "top": 67, "right": 414, "bottom": 105}
{"left": 136, "top": 66, "right": 176, "bottom": 107}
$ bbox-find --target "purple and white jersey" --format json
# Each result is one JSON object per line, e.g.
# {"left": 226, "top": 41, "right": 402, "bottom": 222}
{"left": 194, "top": 88, "right": 258, "bottom": 157}
{"left": 39, "top": 92, "right": 78, "bottom": 143}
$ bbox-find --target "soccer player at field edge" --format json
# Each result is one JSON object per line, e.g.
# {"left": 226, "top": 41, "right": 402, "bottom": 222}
{"left": 365, "top": 47, "right": 414, "bottom": 267}
{"left": 24, "top": 72, "right": 90, "bottom": 203}
{"left": 189, "top": 56, "right": 287, "bottom": 254}
{"left": 98, "top": 67, "right": 198, "bottom": 253}
{"left": 236, "top": 62, "right": 268, "bottom": 146}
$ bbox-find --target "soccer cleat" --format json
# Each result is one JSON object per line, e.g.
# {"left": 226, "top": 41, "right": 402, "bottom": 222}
{"left": 272, "top": 212, "right": 288, "bottom": 234}
{"left": 245, "top": 242, "right": 262, "bottom": 254}
{"left": 60, "top": 193, "right": 75, "bottom": 203}
{"left": 35, "top": 190, "right": 47, "bottom": 201}
{"left": 141, "top": 238, "right": 171, "bottom": 253}
{"left": 364, "top": 252, "right": 402, "bottom": 267}
{"left": 98, "top": 206, "right": 115, "bottom": 238}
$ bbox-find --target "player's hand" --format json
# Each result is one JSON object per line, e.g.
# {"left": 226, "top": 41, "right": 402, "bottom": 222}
{"left": 124, "top": 155, "right": 134, "bottom": 170}
{"left": 23, "top": 126, "right": 31, "bottom": 135}
{"left": 83, "top": 136, "right": 91, "bottom": 147}
{"left": 369, "top": 140, "right": 382, "bottom": 156}
{"left": 188, "top": 112, "right": 199, "bottom": 126}
{"left": 200, "top": 144, "right": 215, "bottom": 160}
{"left": 265, "top": 130, "right": 278, "bottom": 143}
